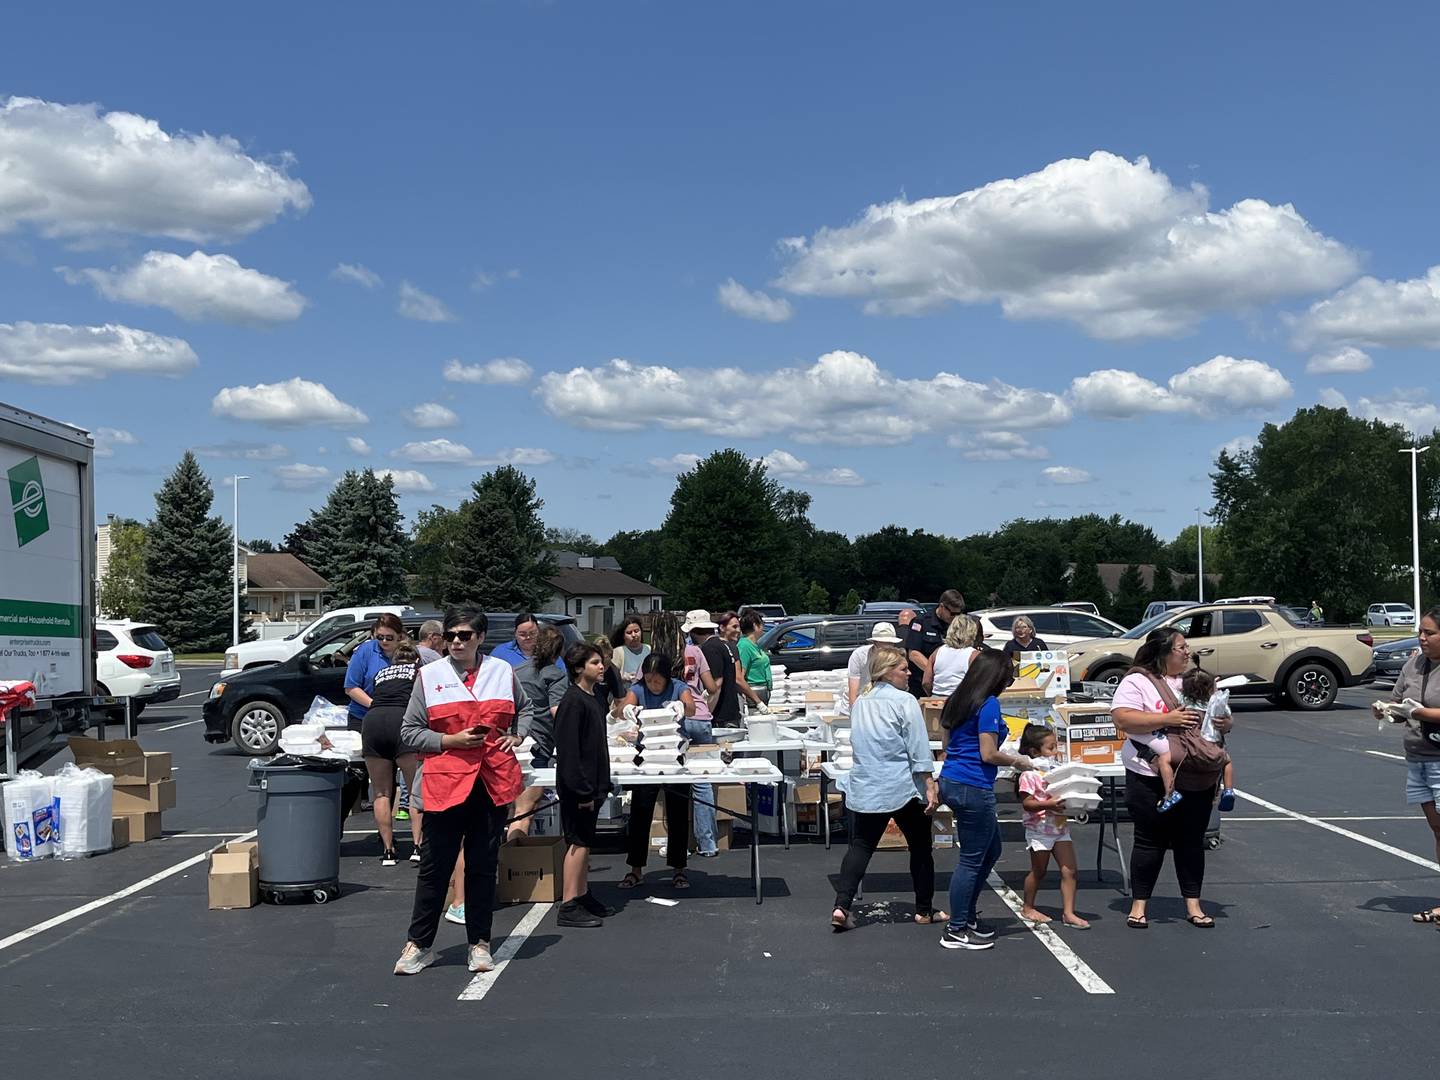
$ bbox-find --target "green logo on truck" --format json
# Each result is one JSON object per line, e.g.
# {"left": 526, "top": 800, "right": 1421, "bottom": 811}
{"left": 8, "top": 456, "right": 49, "bottom": 547}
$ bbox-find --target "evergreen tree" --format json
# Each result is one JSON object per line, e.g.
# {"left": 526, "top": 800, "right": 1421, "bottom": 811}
{"left": 1064, "top": 546, "right": 1110, "bottom": 614}
{"left": 325, "top": 470, "right": 410, "bottom": 606}
{"left": 1112, "top": 563, "right": 1149, "bottom": 626}
{"left": 245, "top": 538, "right": 277, "bottom": 553}
{"left": 996, "top": 564, "right": 1039, "bottom": 605}
{"left": 444, "top": 465, "right": 556, "bottom": 609}
{"left": 1149, "top": 552, "right": 1176, "bottom": 601}
{"left": 99, "top": 520, "right": 148, "bottom": 618}
{"left": 283, "top": 472, "right": 357, "bottom": 575}
{"left": 409, "top": 504, "right": 463, "bottom": 607}
{"left": 839, "top": 587, "right": 863, "bottom": 614}
{"left": 802, "top": 580, "right": 830, "bottom": 613}
{"left": 140, "top": 453, "right": 234, "bottom": 652}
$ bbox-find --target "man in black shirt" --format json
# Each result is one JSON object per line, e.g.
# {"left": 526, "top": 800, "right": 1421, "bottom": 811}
{"left": 696, "top": 620, "right": 741, "bottom": 727}
{"left": 906, "top": 589, "right": 966, "bottom": 697}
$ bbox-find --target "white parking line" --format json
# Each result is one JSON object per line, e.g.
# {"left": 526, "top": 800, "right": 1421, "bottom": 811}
{"left": 153, "top": 718, "right": 204, "bottom": 732}
{"left": 176, "top": 689, "right": 210, "bottom": 700}
{"left": 457, "top": 902, "right": 553, "bottom": 1001}
{"left": 985, "top": 873, "right": 1113, "bottom": 995}
{"left": 1234, "top": 789, "right": 1440, "bottom": 872}
{"left": 1365, "top": 750, "right": 1408, "bottom": 762}
{"left": 0, "top": 830, "right": 257, "bottom": 955}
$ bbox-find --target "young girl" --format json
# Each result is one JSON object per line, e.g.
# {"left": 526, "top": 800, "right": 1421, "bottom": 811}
{"left": 1016, "top": 724, "right": 1090, "bottom": 929}
{"left": 1182, "top": 667, "right": 1236, "bottom": 811}
{"left": 553, "top": 642, "right": 615, "bottom": 929}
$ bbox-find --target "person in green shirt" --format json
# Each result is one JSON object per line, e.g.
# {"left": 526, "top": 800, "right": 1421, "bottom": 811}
{"left": 737, "top": 610, "right": 773, "bottom": 704}
{"left": 1309, "top": 600, "right": 1324, "bottom": 626}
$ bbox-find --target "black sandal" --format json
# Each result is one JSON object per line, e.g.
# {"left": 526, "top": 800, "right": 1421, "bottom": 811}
{"left": 618, "top": 871, "right": 642, "bottom": 890}
{"left": 1126, "top": 915, "right": 1148, "bottom": 930}
{"left": 671, "top": 870, "right": 690, "bottom": 889}
{"left": 1186, "top": 914, "right": 1215, "bottom": 928}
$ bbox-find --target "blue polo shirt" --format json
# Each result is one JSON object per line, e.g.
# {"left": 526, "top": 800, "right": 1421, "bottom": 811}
{"left": 490, "top": 640, "right": 528, "bottom": 667}
{"left": 344, "top": 639, "right": 391, "bottom": 721}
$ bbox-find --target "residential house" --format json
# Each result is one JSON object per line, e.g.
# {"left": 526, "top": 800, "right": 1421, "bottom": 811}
{"left": 244, "top": 552, "right": 333, "bottom": 621}
{"left": 541, "top": 550, "right": 665, "bottom": 635}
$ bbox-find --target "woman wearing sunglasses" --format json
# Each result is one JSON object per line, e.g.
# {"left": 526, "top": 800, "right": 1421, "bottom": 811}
{"left": 345, "top": 613, "right": 408, "bottom": 732}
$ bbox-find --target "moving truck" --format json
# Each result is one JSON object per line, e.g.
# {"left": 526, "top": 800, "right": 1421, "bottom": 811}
{"left": 1, "top": 402, "right": 99, "bottom": 778}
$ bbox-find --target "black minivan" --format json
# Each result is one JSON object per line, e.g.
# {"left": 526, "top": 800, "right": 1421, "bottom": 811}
{"left": 203, "top": 613, "right": 582, "bottom": 755}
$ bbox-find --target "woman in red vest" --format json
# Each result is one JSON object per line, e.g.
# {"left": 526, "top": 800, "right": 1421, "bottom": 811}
{"left": 393, "top": 606, "right": 525, "bottom": 977}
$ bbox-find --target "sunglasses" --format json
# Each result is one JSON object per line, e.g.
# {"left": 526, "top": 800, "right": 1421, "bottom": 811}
{"left": 443, "top": 629, "right": 477, "bottom": 643}
{"left": 374, "top": 633, "right": 398, "bottom": 643}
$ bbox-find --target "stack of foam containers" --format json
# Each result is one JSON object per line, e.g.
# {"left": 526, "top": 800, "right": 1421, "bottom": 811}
{"left": 635, "top": 707, "right": 686, "bottom": 776}
{"left": 1043, "top": 761, "right": 1103, "bottom": 813}
{"left": 52, "top": 764, "right": 115, "bottom": 859}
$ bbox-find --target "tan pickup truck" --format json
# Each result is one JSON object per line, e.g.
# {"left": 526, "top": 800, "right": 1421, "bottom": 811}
{"left": 1065, "top": 603, "right": 1376, "bottom": 710}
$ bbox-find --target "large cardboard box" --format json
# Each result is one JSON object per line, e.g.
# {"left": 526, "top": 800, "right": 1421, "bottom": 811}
{"left": 111, "top": 779, "right": 177, "bottom": 815}
{"left": 119, "top": 811, "right": 162, "bottom": 843}
{"left": 1055, "top": 702, "right": 1124, "bottom": 767}
{"left": 208, "top": 841, "right": 259, "bottom": 909}
{"left": 496, "top": 836, "right": 565, "bottom": 904}
{"left": 712, "top": 784, "right": 748, "bottom": 816}
{"left": 109, "top": 817, "right": 130, "bottom": 851}
{"left": 69, "top": 737, "right": 172, "bottom": 785}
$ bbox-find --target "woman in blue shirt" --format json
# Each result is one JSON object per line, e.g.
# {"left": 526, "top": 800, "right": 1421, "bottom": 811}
{"left": 619, "top": 653, "right": 698, "bottom": 890}
{"left": 344, "top": 613, "right": 407, "bottom": 730}
{"left": 937, "top": 647, "right": 1037, "bottom": 951}
{"left": 831, "top": 644, "right": 942, "bottom": 932}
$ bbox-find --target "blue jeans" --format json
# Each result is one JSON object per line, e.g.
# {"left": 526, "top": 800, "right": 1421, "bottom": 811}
{"left": 941, "top": 778, "right": 1001, "bottom": 930}
{"left": 682, "top": 719, "right": 717, "bottom": 854}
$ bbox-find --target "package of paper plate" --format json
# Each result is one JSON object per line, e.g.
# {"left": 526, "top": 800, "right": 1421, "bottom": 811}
{"left": 3, "top": 771, "right": 59, "bottom": 862}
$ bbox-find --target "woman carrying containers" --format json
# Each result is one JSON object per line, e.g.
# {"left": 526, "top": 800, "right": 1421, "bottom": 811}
{"left": 393, "top": 606, "right": 526, "bottom": 978}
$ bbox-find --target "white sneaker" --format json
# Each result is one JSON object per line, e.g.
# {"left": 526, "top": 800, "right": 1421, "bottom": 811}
{"left": 392, "top": 942, "right": 435, "bottom": 975}
{"left": 467, "top": 942, "right": 495, "bottom": 973}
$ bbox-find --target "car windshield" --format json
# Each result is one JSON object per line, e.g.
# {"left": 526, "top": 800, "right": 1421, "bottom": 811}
{"left": 1386, "top": 605, "right": 1413, "bottom": 613}
{"left": 751, "top": 606, "right": 785, "bottom": 617}
{"left": 1120, "top": 609, "right": 1193, "bottom": 640}
{"left": 1275, "top": 607, "right": 1306, "bottom": 627}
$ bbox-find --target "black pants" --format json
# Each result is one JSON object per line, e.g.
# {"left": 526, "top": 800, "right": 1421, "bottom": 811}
{"left": 833, "top": 799, "right": 935, "bottom": 914}
{"left": 626, "top": 785, "right": 691, "bottom": 869}
{"left": 408, "top": 776, "right": 507, "bottom": 947}
{"left": 1125, "top": 771, "right": 1216, "bottom": 901}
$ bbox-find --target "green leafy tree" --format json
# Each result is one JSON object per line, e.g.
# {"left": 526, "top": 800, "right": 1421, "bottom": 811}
{"left": 1112, "top": 563, "right": 1150, "bottom": 626}
{"left": 1064, "top": 545, "right": 1110, "bottom": 614}
{"left": 409, "top": 504, "right": 463, "bottom": 607}
{"left": 283, "top": 473, "right": 355, "bottom": 572}
{"left": 245, "top": 538, "right": 277, "bottom": 553}
{"left": 996, "top": 564, "right": 1039, "bottom": 606}
{"left": 854, "top": 526, "right": 958, "bottom": 602}
{"left": 444, "top": 465, "right": 557, "bottom": 609}
{"left": 1164, "top": 523, "right": 1229, "bottom": 576}
{"left": 544, "top": 526, "right": 602, "bottom": 554}
{"left": 658, "top": 449, "right": 792, "bottom": 610}
{"left": 1149, "top": 552, "right": 1175, "bottom": 601}
{"left": 802, "top": 580, "right": 830, "bottom": 613}
{"left": 600, "top": 529, "right": 663, "bottom": 585}
{"left": 839, "top": 587, "right": 863, "bottom": 614}
{"left": 140, "top": 453, "right": 234, "bottom": 651}
{"left": 325, "top": 470, "right": 409, "bottom": 606}
{"left": 99, "top": 520, "right": 148, "bottom": 618}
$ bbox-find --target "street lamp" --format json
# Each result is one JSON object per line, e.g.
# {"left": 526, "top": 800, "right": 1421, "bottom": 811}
{"left": 232, "top": 475, "right": 249, "bottom": 648}
{"left": 1400, "top": 445, "right": 1430, "bottom": 620}
{"left": 1195, "top": 507, "right": 1207, "bottom": 603}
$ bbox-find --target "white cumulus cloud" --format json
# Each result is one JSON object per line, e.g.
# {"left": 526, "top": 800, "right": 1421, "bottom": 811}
{"left": 0, "top": 96, "right": 310, "bottom": 241}
{"left": 345, "top": 436, "right": 371, "bottom": 455}
{"left": 192, "top": 441, "right": 290, "bottom": 461}
{"left": 1305, "top": 346, "right": 1372, "bottom": 375}
{"left": 390, "top": 439, "right": 555, "bottom": 467}
{"left": 92, "top": 427, "right": 137, "bottom": 458}
{"left": 64, "top": 250, "right": 306, "bottom": 324}
{"left": 403, "top": 402, "right": 459, "bottom": 429}
{"left": 1042, "top": 466, "right": 1094, "bottom": 485}
{"left": 1214, "top": 435, "right": 1258, "bottom": 460}
{"left": 537, "top": 350, "right": 1070, "bottom": 446}
{"left": 397, "top": 281, "right": 455, "bottom": 323}
{"left": 442, "top": 357, "right": 533, "bottom": 385}
{"left": 950, "top": 430, "right": 1050, "bottom": 461}
{"left": 1327, "top": 388, "right": 1440, "bottom": 435}
{"left": 717, "top": 279, "right": 793, "bottom": 323}
{"left": 273, "top": 463, "right": 332, "bottom": 491}
{"left": 212, "top": 377, "right": 368, "bottom": 427}
{"left": 331, "top": 263, "right": 381, "bottom": 289}
{"left": 776, "top": 151, "right": 1356, "bottom": 339}
{"left": 1069, "top": 356, "right": 1292, "bottom": 419}
{"left": 758, "top": 448, "right": 864, "bottom": 486}
{"left": 0, "top": 321, "right": 197, "bottom": 384}
{"left": 376, "top": 468, "right": 435, "bottom": 493}
{"left": 1290, "top": 266, "right": 1440, "bottom": 349}
{"left": 646, "top": 453, "right": 704, "bottom": 474}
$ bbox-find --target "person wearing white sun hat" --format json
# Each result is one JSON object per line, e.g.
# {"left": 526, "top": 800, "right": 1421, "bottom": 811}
{"left": 843, "top": 622, "right": 904, "bottom": 716}
{"left": 679, "top": 609, "right": 723, "bottom": 856}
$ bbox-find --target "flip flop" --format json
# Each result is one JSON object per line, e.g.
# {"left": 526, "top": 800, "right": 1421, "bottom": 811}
{"left": 913, "top": 909, "right": 948, "bottom": 925}
{"left": 1186, "top": 914, "right": 1216, "bottom": 928}
{"left": 671, "top": 870, "right": 690, "bottom": 890}
{"left": 618, "top": 871, "right": 642, "bottom": 890}
{"left": 1126, "top": 915, "right": 1148, "bottom": 930}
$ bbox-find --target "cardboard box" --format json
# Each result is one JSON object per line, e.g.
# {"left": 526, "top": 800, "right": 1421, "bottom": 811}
{"left": 712, "top": 784, "right": 749, "bottom": 816}
{"left": 931, "top": 808, "right": 955, "bottom": 849}
{"left": 920, "top": 697, "right": 946, "bottom": 740}
{"left": 119, "top": 811, "right": 162, "bottom": 843}
{"left": 1054, "top": 702, "right": 1124, "bottom": 767}
{"left": 68, "top": 737, "right": 172, "bottom": 785}
{"left": 689, "top": 818, "right": 732, "bottom": 853}
{"left": 111, "top": 778, "right": 177, "bottom": 815}
{"left": 793, "top": 797, "right": 843, "bottom": 835}
{"left": 496, "top": 836, "right": 566, "bottom": 904}
{"left": 208, "top": 841, "right": 259, "bottom": 910}
{"left": 109, "top": 817, "right": 131, "bottom": 851}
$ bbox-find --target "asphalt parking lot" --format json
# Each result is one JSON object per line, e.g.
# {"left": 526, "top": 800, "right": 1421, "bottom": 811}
{"left": 3, "top": 668, "right": 1438, "bottom": 1079}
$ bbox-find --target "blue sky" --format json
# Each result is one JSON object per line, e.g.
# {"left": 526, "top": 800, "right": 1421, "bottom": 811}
{"left": 3, "top": 2, "right": 1438, "bottom": 548}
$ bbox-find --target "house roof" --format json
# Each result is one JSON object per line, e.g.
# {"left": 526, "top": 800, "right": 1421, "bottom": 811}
{"left": 246, "top": 553, "right": 331, "bottom": 591}
{"left": 548, "top": 548, "right": 622, "bottom": 570}
{"left": 546, "top": 567, "right": 664, "bottom": 598}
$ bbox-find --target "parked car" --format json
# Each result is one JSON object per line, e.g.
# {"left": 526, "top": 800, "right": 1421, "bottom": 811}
{"left": 222, "top": 604, "right": 420, "bottom": 674}
{"left": 758, "top": 615, "right": 900, "bottom": 674}
{"left": 1142, "top": 600, "right": 1195, "bottom": 621}
{"left": 742, "top": 603, "right": 789, "bottom": 627}
{"left": 205, "top": 612, "right": 583, "bottom": 754}
{"left": 1065, "top": 603, "right": 1375, "bottom": 710}
{"left": 972, "top": 607, "right": 1128, "bottom": 650}
{"left": 1373, "top": 636, "right": 1421, "bottom": 679}
{"left": 1366, "top": 603, "right": 1417, "bottom": 628}
{"left": 1054, "top": 601, "right": 1101, "bottom": 617}
{"left": 1215, "top": 595, "right": 1277, "bottom": 604}
{"left": 854, "top": 600, "right": 937, "bottom": 621}
{"left": 95, "top": 620, "right": 182, "bottom": 718}
{"left": 1279, "top": 605, "right": 1322, "bottom": 628}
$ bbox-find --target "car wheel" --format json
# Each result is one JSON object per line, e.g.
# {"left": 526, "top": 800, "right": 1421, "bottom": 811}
{"left": 232, "top": 701, "right": 284, "bottom": 755}
{"left": 1286, "top": 663, "right": 1338, "bottom": 711}
{"left": 1091, "top": 666, "right": 1125, "bottom": 687}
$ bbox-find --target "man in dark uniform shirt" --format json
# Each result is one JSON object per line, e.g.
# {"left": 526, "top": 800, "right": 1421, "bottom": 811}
{"left": 906, "top": 589, "right": 966, "bottom": 697}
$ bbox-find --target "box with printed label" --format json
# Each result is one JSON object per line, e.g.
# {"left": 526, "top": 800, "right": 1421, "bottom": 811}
{"left": 111, "top": 779, "right": 177, "bottom": 815}
{"left": 1055, "top": 702, "right": 1124, "bottom": 767}
{"left": 208, "top": 841, "right": 259, "bottom": 910}
{"left": 496, "top": 836, "right": 566, "bottom": 904}
{"left": 68, "top": 737, "right": 172, "bottom": 786}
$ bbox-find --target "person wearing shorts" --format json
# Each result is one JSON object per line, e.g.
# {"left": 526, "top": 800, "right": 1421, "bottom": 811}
{"left": 553, "top": 643, "right": 614, "bottom": 929}
{"left": 361, "top": 645, "right": 421, "bottom": 866}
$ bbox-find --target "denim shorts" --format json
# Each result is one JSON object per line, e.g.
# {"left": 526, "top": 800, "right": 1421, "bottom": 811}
{"left": 1405, "top": 759, "right": 1440, "bottom": 805}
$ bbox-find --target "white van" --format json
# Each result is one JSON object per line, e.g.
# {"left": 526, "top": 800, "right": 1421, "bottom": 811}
{"left": 221, "top": 605, "right": 418, "bottom": 674}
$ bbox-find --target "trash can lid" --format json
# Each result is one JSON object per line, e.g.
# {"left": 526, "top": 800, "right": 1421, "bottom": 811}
{"left": 248, "top": 754, "right": 351, "bottom": 772}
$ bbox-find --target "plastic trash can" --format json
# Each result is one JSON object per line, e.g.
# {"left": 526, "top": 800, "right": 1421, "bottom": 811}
{"left": 247, "top": 757, "right": 346, "bottom": 904}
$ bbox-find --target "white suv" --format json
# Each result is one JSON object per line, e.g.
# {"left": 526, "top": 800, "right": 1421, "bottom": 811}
{"left": 222, "top": 605, "right": 418, "bottom": 674}
{"left": 1366, "top": 603, "right": 1417, "bottom": 628}
{"left": 972, "top": 607, "right": 1129, "bottom": 649}
{"left": 95, "top": 620, "right": 182, "bottom": 716}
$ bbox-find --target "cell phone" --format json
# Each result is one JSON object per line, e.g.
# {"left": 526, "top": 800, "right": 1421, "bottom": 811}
{"left": 468, "top": 724, "right": 492, "bottom": 737}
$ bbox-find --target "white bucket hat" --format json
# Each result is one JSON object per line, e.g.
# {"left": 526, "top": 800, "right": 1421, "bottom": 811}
{"left": 681, "top": 608, "right": 719, "bottom": 633}
{"left": 867, "top": 622, "right": 903, "bottom": 644}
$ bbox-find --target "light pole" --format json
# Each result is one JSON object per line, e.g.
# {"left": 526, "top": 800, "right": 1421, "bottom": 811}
{"left": 1400, "top": 445, "right": 1430, "bottom": 620}
{"left": 232, "top": 475, "right": 249, "bottom": 648}
{"left": 1196, "top": 507, "right": 1206, "bottom": 603}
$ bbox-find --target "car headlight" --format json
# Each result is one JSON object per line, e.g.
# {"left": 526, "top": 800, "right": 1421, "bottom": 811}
{"left": 224, "top": 652, "right": 238, "bottom": 668}
{"left": 208, "top": 682, "right": 227, "bottom": 700}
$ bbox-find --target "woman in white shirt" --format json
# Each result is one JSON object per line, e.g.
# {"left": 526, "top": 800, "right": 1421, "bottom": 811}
{"left": 830, "top": 645, "right": 943, "bottom": 932}
{"left": 924, "top": 615, "right": 981, "bottom": 697}
{"left": 842, "top": 623, "right": 904, "bottom": 716}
